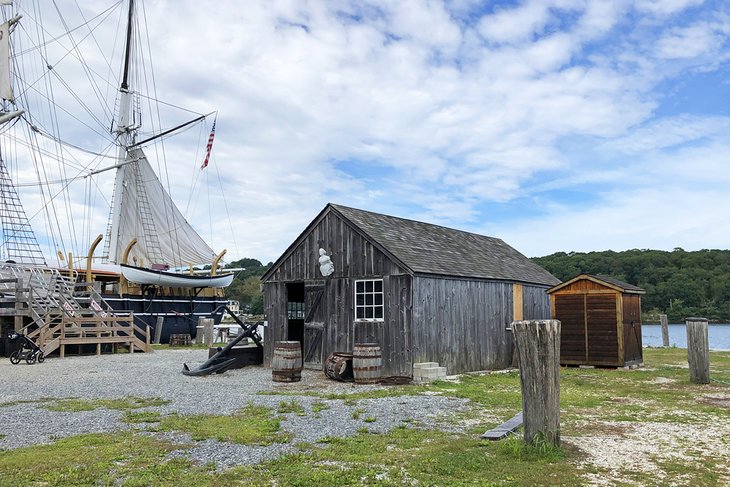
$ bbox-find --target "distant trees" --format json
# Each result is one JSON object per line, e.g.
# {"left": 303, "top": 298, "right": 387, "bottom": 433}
{"left": 223, "top": 258, "right": 272, "bottom": 315}
{"left": 532, "top": 249, "right": 730, "bottom": 322}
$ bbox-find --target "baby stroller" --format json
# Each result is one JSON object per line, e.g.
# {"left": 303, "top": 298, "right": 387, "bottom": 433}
{"left": 8, "top": 332, "right": 45, "bottom": 365}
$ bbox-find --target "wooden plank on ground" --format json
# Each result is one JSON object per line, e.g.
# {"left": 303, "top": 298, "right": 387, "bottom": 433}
{"left": 481, "top": 412, "right": 523, "bottom": 440}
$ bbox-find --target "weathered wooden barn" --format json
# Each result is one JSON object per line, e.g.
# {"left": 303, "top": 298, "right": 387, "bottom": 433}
{"left": 547, "top": 274, "right": 645, "bottom": 367}
{"left": 261, "top": 204, "right": 559, "bottom": 376}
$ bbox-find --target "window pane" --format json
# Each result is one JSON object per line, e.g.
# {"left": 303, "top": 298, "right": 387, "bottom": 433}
{"left": 374, "top": 294, "right": 383, "bottom": 305}
{"left": 365, "top": 307, "right": 374, "bottom": 318}
{"left": 366, "top": 281, "right": 373, "bottom": 292}
{"left": 374, "top": 307, "right": 383, "bottom": 319}
{"left": 374, "top": 280, "right": 382, "bottom": 292}
{"left": 365, "top": 294, "right": 373, "bottom": 305}
{"left": 356, "top": 294, "right": 364, "bottom": 306}
{"left": 356, "top": 281, "right": 364, "bottom": 293}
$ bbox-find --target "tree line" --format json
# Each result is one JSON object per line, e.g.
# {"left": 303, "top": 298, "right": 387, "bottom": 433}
{"left": 532, "top": 249, "right": 730, "bottom": 322}
{"left": 224, "top": 248, "right": 730, "bottom": 322}
{"left": 223, "top": 258, "right": 271, "bottom": 315}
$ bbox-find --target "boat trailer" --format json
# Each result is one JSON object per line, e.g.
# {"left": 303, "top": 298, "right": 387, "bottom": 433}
{"left": 182, "top": 306, "right": 263, "bottom": 376}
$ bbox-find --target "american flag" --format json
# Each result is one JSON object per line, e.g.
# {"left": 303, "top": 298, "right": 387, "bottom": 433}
{"left": 201, "top": 119, "right": 216, "bottom": 170}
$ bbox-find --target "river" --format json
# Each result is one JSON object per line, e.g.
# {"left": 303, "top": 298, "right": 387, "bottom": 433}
{"left": 642, "top": 323, "right": 730, "bottom": 351}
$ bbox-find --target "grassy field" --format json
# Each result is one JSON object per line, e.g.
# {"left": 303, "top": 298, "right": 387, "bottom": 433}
{"left": 1, "top": 347, "right": 729, "bottom": 486}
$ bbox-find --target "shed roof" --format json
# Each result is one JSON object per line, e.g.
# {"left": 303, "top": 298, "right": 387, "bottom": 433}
{"left": 547, "top": 273, "right": 646, "bottom": 294}
{"left": 266, "top": 203, "right": 558, "bottom": 285}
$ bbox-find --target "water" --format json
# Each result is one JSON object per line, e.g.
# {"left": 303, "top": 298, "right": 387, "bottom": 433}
{"left": 642, "top": 323, "right": 730, "bottom": 351}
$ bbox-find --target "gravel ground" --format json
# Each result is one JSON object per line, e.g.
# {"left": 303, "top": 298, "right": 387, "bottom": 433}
{"left": 0, "top": 349, "right": 471, "bottom": 470}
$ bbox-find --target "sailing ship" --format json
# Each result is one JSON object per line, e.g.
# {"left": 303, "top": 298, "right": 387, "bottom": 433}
{"left": 0, "top": 0, "right": 232, "bottom": 344}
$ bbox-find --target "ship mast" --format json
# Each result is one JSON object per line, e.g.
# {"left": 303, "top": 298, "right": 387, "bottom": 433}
{"left": 107, "top": 0, "right": 135, "bottom": 265}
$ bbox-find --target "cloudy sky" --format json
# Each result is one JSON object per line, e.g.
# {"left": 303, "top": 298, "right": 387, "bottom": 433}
{"left": 8, "top": 0, "right": 730, "bottom": 265}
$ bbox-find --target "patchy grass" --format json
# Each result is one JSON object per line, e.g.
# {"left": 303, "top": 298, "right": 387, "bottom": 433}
{"left": 1, "top": 348, "right": 729, "bottom": 486}
{"left": 311, "top": 400, "right": 329, "bottom": 413}
{"left": 222, "top": 427, "right": 577, "bottom": 486}
{"left": 157, "top": 403, "right": 290, "bottom": 445}
{"left": 42, "top": 396, "right": 169, "bottom": 412}
{"left": 277, "top": 399, "right": 306, "bottom": 415}
{"left": 0, "top": 432, "right": 213, "bottom": 486}
{"left": 123, "top": 410, "right": 163, "bottom": 424}
{"left": 0, "top": 398, "right": 55, "bottom": 408}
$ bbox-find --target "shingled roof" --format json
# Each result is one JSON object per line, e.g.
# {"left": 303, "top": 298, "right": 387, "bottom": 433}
{"left": 330, "top": 204, "right": 559, "bottom": 286}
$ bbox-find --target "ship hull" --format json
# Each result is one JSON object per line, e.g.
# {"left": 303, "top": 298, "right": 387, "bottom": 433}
{"left": 103, "top": 293, "right": 228, "bottom": 343}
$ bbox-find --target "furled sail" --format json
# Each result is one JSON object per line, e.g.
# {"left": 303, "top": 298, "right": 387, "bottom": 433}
{"left": 108, "top": 147, "right": 216, "bottom": 268}
{"left": 0, "top": 20, "right": 13, "bottom": 101}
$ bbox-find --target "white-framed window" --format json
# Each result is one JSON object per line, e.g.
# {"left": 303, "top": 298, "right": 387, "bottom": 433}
{"left": 355, "top": 279, "right": 384, "bottom": 321}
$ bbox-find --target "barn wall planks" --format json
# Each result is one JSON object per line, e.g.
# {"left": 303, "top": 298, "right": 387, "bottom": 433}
{"left": 265, "top": 211, "right": 406, "bottom": 283}
{"left": 522, "top": 285, "right": 551, "bottom": 320}
{"left": 411, "top": 276, "right": 514, "bottom": 374}
{"left": 263, "top": 281, "right": 287, "bottom": 367}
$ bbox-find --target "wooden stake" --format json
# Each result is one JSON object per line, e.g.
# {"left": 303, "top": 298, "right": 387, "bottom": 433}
{"left": 660, "top": 314, "right": 669, "bottom": 347}
{"left": 685, "top": 317, "right": 710, "bottom": 384}
{"left": 512, "top": 319, "right": 561, "bottom": 446}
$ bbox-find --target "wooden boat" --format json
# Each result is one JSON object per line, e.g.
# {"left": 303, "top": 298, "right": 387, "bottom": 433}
{"left": 120, "top": 264, "right": 233, "bottom": 288}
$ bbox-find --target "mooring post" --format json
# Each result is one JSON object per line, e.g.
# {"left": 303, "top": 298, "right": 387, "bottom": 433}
{"left": 660, "top": 314, "right": 669, "bottom": 347}
{"left": 511, "top": 319, "right": 561, "bottom": 446}
{"left": 685, "top": 317, "right": 710, "bottom": 384}
{"left": 202, "top": 318, "right": 214, "bottom": 346}
{"left": 154, "top": 316, "right": 164, "bottom": 344}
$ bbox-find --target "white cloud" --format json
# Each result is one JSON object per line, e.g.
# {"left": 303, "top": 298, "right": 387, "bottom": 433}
{"left": 655, "top": 22, "right": 723, "bottom": 59}
{"left": 11, "top": 0, "right": 730, "bottom": 264}
{"left": 634, "top": 0, "right": 705, "bottom": 16}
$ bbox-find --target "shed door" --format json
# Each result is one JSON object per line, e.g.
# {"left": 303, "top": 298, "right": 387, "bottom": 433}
{"left": 303, "top": 284, "right": 325, "bottom": 366}
{"left": 555, "top": 294, "right": 586, "bottom": 362}
{"left": 586, "top": 294, "right": 619, "bottom": 364}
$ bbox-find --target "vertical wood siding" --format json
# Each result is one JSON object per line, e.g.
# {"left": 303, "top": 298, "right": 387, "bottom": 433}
{"left": 522, "top": 285, "right": 551, "bottom": 320}
{"left": 354, "top": 274, "right": 412, "bottom": 376}
{"left": 263, "top": 282, "right": 287, "bottom": 367}
{"left": 622, "top": 294, "right": 643, "bottom": 363}
{"left": 411, "top": 276, "right": 514, "bottom": 374}
{"left": 265, "top": 211, "right": 406, "bottom": 283}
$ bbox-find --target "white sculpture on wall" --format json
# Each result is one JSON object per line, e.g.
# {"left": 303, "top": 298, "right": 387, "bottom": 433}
{"left": 319, "top": 248, "right": 335, "bottom": 277}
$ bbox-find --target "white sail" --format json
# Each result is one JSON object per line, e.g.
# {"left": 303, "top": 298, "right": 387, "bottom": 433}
{"left": 108, "top": 147, "right": 217, "bottom": 267}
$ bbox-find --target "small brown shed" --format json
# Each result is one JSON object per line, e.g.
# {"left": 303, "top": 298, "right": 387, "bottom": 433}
{"left": 547, "top": 274, "right": 645, "bottom": 367}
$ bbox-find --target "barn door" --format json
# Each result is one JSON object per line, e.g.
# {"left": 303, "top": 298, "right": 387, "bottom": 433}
{"left": 586, "top": 294, "right": 619, "bottom": 365}
{"left": 555, "top": 294, "right": 587, "bottom": 363}
{"left": 303, "top": 283, "right": 325, "bottom": 366}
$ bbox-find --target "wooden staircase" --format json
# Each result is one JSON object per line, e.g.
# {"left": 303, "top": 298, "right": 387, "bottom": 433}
{"left": 0, "top": 263, "right": 152, "bottom": 356}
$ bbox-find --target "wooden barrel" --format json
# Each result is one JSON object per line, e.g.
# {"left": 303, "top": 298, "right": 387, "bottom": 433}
{"left": 323, "top": 352, "right": 353, "bottom": 382}
{"left": 353, "top": 343, "right": 382, "bottom": 384}
{"left": 272, "top": 341, "right": 302, "bottom": 382}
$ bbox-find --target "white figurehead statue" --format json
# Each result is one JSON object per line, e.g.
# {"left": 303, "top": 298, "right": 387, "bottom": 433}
{"left": 319, "top": 248, "right": 335, "bottom": 277}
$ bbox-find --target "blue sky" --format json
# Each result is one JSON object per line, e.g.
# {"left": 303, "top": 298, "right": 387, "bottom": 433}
{"left": 10, "top": 0, "right": 730, "bottom": 264}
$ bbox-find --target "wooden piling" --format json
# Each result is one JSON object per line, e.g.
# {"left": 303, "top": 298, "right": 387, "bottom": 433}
{"left": 201, "top": 318, "right": 214, "bottom": 346}
{"left": 660, "top": 314, "right": 669, "bottom": 347}
{"left": 512, "top": 319, "right": 561, "bottom": 446}
{"left": 685, "top": 317, "right": 710, "bottom": 384}
{"left": 154, "top": 316, "right": 164, "bottom": 344}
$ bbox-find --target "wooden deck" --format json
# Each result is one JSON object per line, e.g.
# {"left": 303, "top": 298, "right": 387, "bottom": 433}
{"left": 35, "top": 315, "right": 152, "bottom": 356}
